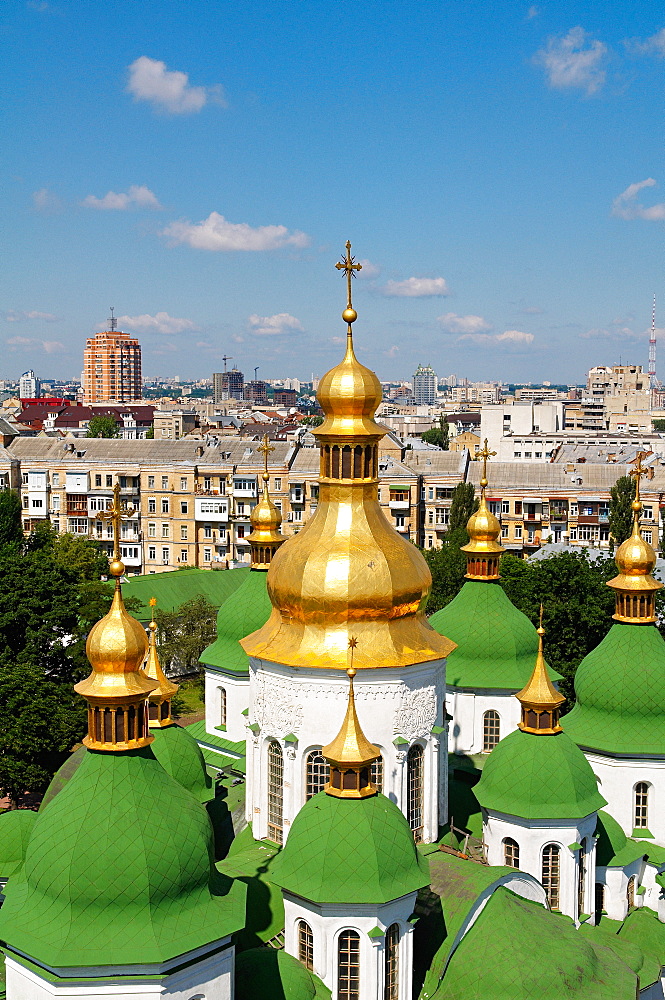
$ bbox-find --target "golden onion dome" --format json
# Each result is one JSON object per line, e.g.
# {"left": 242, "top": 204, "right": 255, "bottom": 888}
{"left": 614, "top": 501, "right": 658, "bottom": 581}
{"left": 462, "top": 495, "right": 502, "bottom": 554}
{"left": 144, "top": 602, "right": 178, "bottom": 707}
{"left": 249, "top": 478, "right": 283, "bottom": 539}
{"left": 77, "top": 584, "right": 154, "bottom": 700}
{"left": 315, "top": 332, "right": 384, "bottom": 439}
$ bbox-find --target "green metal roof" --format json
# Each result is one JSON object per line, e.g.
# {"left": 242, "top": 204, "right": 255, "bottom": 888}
{"left": 429, "top": 580, "right": 561, "bottom": 690}
{"left": 595, "top": 811, "right": 648, "bottom": 868}
{"left": 0, "top": 747, "right": 246, "bottom": 968}
{"left": 150, "top": 724, "right": 214, "bottom": 802}
{"left": 0, "top": 810, "right": 37, "bottom": 878}
{"left": 270, "top": 792, "right": 429, "bottom": 905}
{"left": 201, "top": 569, "right": 272, "bottom": 673}
{"left": 563, "top": 623, "right": 665, "bottom": 755}
{"left": 617, "top": 908, "right": 665, "bottom": 987}
{"left": 475, "top": 729, "right": 606, "bottom": 820}
{"left": 123, "top": 567, "right": 249, "bottom": 621}
{"left": 235, "top": 948, "right": 331, "bottom": 1000}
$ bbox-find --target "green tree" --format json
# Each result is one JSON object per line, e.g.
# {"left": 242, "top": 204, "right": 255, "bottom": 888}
{"left": 609, "top": 475, "right": 635, "bottom": 548}
{"left": 421, "top": 416, "right": 450, "bottom": 450}
{"left": 52, "top": 532, "right": 109, "bottom": 581}
{"left": 448, "top": 482, "right": 477, "bottom": 532}
{"left": 145, "top": 425, "right": 155, "bottom": 439}
{"left": 423, "top": 484, "right": 477, "bottom": 613}
{"left": 86, "top": 415, "right": 119, "bottom": 438}
{"left": 653, "top": 418, "right": 665, "bottom": 433}
{"left": 0, "top": 490, "right": 24, "bottom": 549}
{"left": 302, "top": 414, "right": 324, "bottom": 427}
{"left": 155, "top": 594, "right": 218, "bottom": 675}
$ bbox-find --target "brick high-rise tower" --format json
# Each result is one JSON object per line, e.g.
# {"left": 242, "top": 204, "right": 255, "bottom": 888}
{"left": 82, "top": 309, "right": 142, "bottom": 404}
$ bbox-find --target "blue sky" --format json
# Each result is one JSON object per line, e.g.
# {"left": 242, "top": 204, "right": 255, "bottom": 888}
{"left": 2, "top": 1, "right": 664, "bottom": 384}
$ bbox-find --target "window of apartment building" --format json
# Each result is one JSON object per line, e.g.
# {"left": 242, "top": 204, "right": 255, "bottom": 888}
{"left": 204, "top": 476, "right": 211, "bottom": 490}
{"left": 535, "top": 452, "right": 542, "bottom": 458}
{"left": 501, "top": 500, "right": 509, "bottom": 514}
{"left": 161, "top": 476, "right": 168, "bottom": 489}
{"left": 180, "top": 477, "right": 187, "bottom": 490}
{"left": 204, "top": 548, "right": 211, "bottom": 562}
{"left": 148, "top": 498, "right": 156, "bottom": 513}
{"left": 52, "top": 473, "right": 59, "bottom": 486}
{"left": 52, "top": 495, "right": 60, "bottom": 510}
{"left": 161, "top": 523, "right": 169, "bottom": 538}
{"left": 162, "top": 547, "right": 170, "bottom": 564}
{"left": 106, "top": 475, "right": 113, "bottom": 487}
{"left": 180, "top": 501, "right": 188, "bottom": 515}
{"left": 148, "top": 523, "right": 156, "bottom": 537}
{"left": 204, "top": 524, "right": 212, "bottom": 538}
{"left": 502, "top": 525, "right": 509, "bottom": 538}
{"left": 514, "top": 525, "right": 522, "bottom": 539}
{"left": 275, "top": 477, "right": 282, "bottom": 490}
{"left": 52, "top": 519, "right": 59, "bottom": 532}
{"left": 293, "top": 509, "right": 302, "bottom": 522}
{"left": 644, "top": 529, "right": 653, "bottom": 545}
{"left": 428, "top": 487, "right": 434, "bottom": 500}
{"left": 514, "top": 502, "right": 522, "bottom": 515}
{"left": 148, "top": 475, "right": 155, "bottom": 488}
{"left": 22, "top": 495, "right": 28, "bottom": 509}
{"left": 643, "top": 506, "right": 653, "bottom": 520}
{"left": 95, "top": 474, "right": 102, "bottom": 487}
{"left": 31, "top": 498, "right": 43, "bottom": 509}
{"left": 68, "top": 518, "right": 88, "bottom": 534}
{"left": 237, "top": 525, "right": 245, "bottom": 538}
{"left": 148, "top": 545, "right": 156, "bottom": 560}
{"left": 395, "top": 514, "right": 405, "bottom": 528}
{"left": 527, "top": 530, "right": 535, "bottom": 543}
{"left": 161, "top": 498, "right": 169, "bottom": 514}
{"left": 524, "top": 452, "right": 532, "bottom": 459}
{"left": 180, "top": 549, "right": 188, "bottom": 563}
{"left": 514, "top": 451, "right": 521, "bottom": 458}
{"left": 569, "top": 528, "right": 578, "bottom": 540}
{"left": 180, "top": 525, "right": 188, "bottom": 540}
{"left": 22, "top": 473, "right": 28, "bottom": 485}
{"left": 570, "top": 503, "right": 578, "bottom": 518}
{"left": 428, "top": 510, "right": 434, "bottom": 525}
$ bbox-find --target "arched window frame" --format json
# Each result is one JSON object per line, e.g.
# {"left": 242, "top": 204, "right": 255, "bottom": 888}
{"left": 219, "top": 686, "right": 227, "bottom": 729}
{"left": 541, "top": 843, "right": 561, "bottom": 911}
{"left": 627, "top": 874, "right": 636, "bottom": 910}
{"left": 384, "top": 922, "right": 400, "bottom": 1000}
{"left": 337, "top": 928, "right": 361, "bottom": 1000}
{"left": 297, "top": 918, "right": 314, "bottom": 971}
{"left": 266, "top": 739, "right": 284, "bottom": 845}
{"left": 482, "top": 710, "right": 501, "bottom": 752}
{"left": 407, "top": 743, "right": 425, "bottom": 842}
{"left": 634, "top": 782, "right": 649, "bottom": 831}
{"left": 305, "top": 748, "right": 329, "bottom": 800}
{"left": 577, "top": 839, "right": 587, "bottom": 917}
{"left": 503, "top": 837, "right": 519, "bottom": 868}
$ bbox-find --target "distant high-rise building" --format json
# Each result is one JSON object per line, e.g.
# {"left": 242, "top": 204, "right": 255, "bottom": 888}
{"left": 243, "top": 380, "right": 268, "bottom": 404}
{"left": 82, "top": 311, "right": 141, "bottom": 404}
{"left": 19, "top": 370, "right": 40, "bottom": 400}
{"left": 412, "top": 363, "right": 437, "bottom": 405}
{"left": 213, "top": 368, "right": 244, "bottom": 403}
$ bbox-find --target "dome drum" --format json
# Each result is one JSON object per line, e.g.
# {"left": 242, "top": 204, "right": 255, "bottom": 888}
{"left": 318, "top": 440, "right": 380, "bottom": 483}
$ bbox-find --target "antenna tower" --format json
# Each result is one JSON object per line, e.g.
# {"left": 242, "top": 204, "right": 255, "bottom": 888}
{"left": 649, "top": 295, "right": 657, "bottom": 391}
{"left": 108, "top": 306, "right": 117, "bottom": 332}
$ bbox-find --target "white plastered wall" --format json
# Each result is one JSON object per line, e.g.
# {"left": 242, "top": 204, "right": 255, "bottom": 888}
{"left": 446, "top": 688, "right": 521, "bottom": 757}
{"left": 203, "top": 666, "right": 249, "bottom": 745}
{"left": 595, "top": 857, "right": 645, "bottom": 922}
{"left": 583, "top": 751, "right": 665, "bottom": 846}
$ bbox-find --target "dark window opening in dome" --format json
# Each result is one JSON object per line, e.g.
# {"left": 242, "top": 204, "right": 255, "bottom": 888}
{"left": 103, "top": 707, "right": 112, "bottom": 743}
{"left": 525, "top": 709, "right": 538, "bottom": 729}
{"left": 342, "top": 768, "right": 357, "bottom": 790}
{"left": 306, "top": 749, "right": 328, "bottom": 800}
{"left": 160, "top": 701, "right": 169, "bottom": 721}
{"left": 542, "top": 844, "right": 560, "bottom": 910}
{"left": 483, "top": 710, "right": 501, "bottom": 751}
{"left": 407, "top": 744, "right": 424, "bottom": 842}
{"left": 332, "top": 447, "right": 340, "bottom": 479}
{"left": 138, "top": 702, "right": 146, "bottom": 739}
{"left": 371, "top": 755, "right": 383, "bottom": 793}
{"left": 342, "top": 445, "right": 352, "bottom": 479}
{"left": 298, "top": 919, "right": 314, "bottom": 971}
{"left": 504, "top": 837, "right": 519, "bottom": 868}
{"left": 364, "top": 446, "right": 372, "bottom": 478}
{"left": 359, "top": 767, "right": 370, "bottom": 789}
{"left": 384, "top": 923, "right": 399, "bottom": 1000}
{"left": 331, "top": 767, "right": 342, "bottom": 789}
{"left": 149, "top": 703, "right": 159, "bottom": 721}
{"left": 127, "top": 705, "right": 136, "bottom": 741}
{"left": 578, "top": 841, "right": 586, "bottom": 917}
{"left": 114, "top": 708, "right": 125, "bottom": 743}
{"left": 219, "top": 687, "right": 227, "bottom": 729}
{"left": 634, "top": 782, "right": 649, "bottom": 829}
{"left": 323, "top": 445, "right": 331, "bottom": 478}
{"left": 353, "top": 445, "right": 363, "bottom": 478}
{"left": 93, "top": 708, "right": 101, "bottom": 742}
{"left": 338, "top": 929, "right": 360, "bottom": 1000}
{"left": 267, "top": 740, "right": 284, "bottom": 844}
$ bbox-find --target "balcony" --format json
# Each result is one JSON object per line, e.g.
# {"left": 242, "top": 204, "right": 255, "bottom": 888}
{"left": 389, "top": 499, "right": 410, "bottom": 510}
{"left": 67, "top": 500, "right": 89, "bottom": 516}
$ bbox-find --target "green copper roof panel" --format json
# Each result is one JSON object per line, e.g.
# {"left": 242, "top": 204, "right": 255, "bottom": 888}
{"left": 617, "top": 907, "right": 665, "bottom": 987}
{"left": 150, "top": 724, "right": 214, "bottom": 802}
{"left": 429, "top": 580, "right": 561, "bottom": 690}
{"left": 595, "top": 811, "right": 647, "bottom": 868}
{"left": 475, "top": 729, "right": 606, "bottom": 820}
{"left": 270, "top": 792, "right": 429, "bottom": 904}
{"left": 201, "top": 570, "right": 272, "bottom": 673}
{"left": 122, "top": 566, "right": 249, "bottom": 622}
{"left": 0, "top": 747, "right": 246, "bottom": 968}
{"left": 563, "top": 623, "right": 665, "bottom": 755}
{"left": 0, "top": 810, "right": 37, "bottom": 878}
{"left": 236, "top": 948, "right": 331, "bottom": 1000}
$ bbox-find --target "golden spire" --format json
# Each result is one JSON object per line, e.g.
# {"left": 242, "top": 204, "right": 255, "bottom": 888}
{"left": 322, "top": 639, "right": 381, "bottom": 798}
{"left": 608, "top": 452, "right": 662, "bottom": 623}
{"left": 247, "top": 435, "right": 286, "bottom": 570}
{"left": 516, "top": 608, "right": 565, "bottom": 735}
{"left": 144, "top": 598, "right": 178, "bottom": 728}
{"left": 242, "top": 242, "right": 455, "bottom": 671}
{"left": 75, "top": 482, "right": 155, "bottom": 751}
{"left": 462, "top": 439, "right": 503, "bottom": 580}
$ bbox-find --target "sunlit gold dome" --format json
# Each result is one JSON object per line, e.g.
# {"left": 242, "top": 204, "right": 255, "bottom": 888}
{"left": 249, "top": 479, "right": 283, "bottom": 538}
{"left": 462, "top": 497, "right": 502, "bottom": 555}
{"left": 614, "top": 502, "right": 658, "bottom": 581}
{"left": 316, "top": 333, "right": 384, "bottom": 438}
{"left": 77, "top": 586, "right": 153, "bottom": 700}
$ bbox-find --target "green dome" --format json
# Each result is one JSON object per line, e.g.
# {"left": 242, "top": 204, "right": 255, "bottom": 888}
{"left": 201, "top": 569, "right": 272, "bottom": 673}
{"left": 429, "top": 581, "right": 561, "bottom": 690}
{"left": 475, "top": 728, "right": 606, "bottom": 820}
{"left": 236, "top": 948, "right": 331, "bottom": 1000}
{"left": 0, "top": 747, "right": 245, "bottom": 968}
{"left": 270, "top": 791, "right": 429, "bottom": 905}
{"left": 0, "top": 810, "right": 37, "bottom": 879}
{"left": 150, "top": 724, "right": 213, "bottom": 803}
{"left": 595, "top": 811, "right": 647, "bottom": 868}
{"left": 563, "top": 623, "right": 665, "bottom": 755}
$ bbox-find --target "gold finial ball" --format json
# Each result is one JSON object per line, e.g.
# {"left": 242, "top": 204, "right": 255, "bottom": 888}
{"left": 109, "top": 558, "right": 125, "bottom": 577}
{"left": 347, "top": 666, "right": 357, "bottom": 678}
{"left": 632, "top": 500, "right": 642, "bottom": 512}
{"left": 342, "top": 307, "right": 357, "bottom": 324}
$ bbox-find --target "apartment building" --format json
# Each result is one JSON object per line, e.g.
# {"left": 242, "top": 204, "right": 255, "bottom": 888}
{"left": 82, "top": 326, "right": 142, "bottom": 404}
{"left": 405, "top": 450, "right": 469, "bottom": 549}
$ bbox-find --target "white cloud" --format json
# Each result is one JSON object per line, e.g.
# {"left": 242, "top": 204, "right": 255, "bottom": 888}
{"left": 625, "top": 28, "right": 665, "bottom": 57}
{"left": 117, "top": 312, "right": 196, "bottom": 335}
{"left": 126, "top": 56, "right": 225, "bottom": 114}
{"left": 382, "top": 277, "right": 449, "bottom": 297}
{"left": 612, "top": 178, "right": 665, "bottom": 221}
{"left": 526, "top": 5, "right": 539, "bottom": 19}
{"left": 579, "top": 324, "right": 642, "bottom": 341}
{"left": 385, "top": 345, "right": 400, "bottom": 358}
{"left": 4, "top": 309, "right": 58, "bottom": 323}
{"left": 248, "top": 313, "right": 303, "bottom": 336}
{"left": 81, "top": 185, "right": 162, "bottom": 211}
{"left": 6, "top": 336, "right": 65, "bottom": 354}
{"left": 357, "top": 259, "right": 380, "bottom": 279}
{"left": 458, "top": 329, "right": 534, "bottom": 346}
{"left": 534, "top": 27, "right": 607, "bottom": 95}
{"left": 162, "top": 212, "right": 310, "bottom": 251}
{"left": 32, "top": 187, "right": 62, "bottom": 213}
{"left": 438, "top": 312, "right": 492, "bottom": 334}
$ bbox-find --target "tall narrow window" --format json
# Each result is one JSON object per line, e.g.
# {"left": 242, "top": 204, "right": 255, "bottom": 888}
{"left": 542, "top": 844, "right": 560, "bottom": 910}
{"left": 384, "top": 923, "right": 399, "bottom": 1000}
{"left": 578, "top": 841, "right": 586, "bottom": 916}
{"left": 219, "top": 687, "right": 227, "bottom": 728}
{"left": 634, "top": 782, "right": 649, "bottom": 829}
{"left": 267, "top": 741, "right": 284, "bottom": 844}
{"left": 627, "top": 875, "right": 636, "bottom": 909}
{"left": 338, "top": 930, "right": 360, "bottom": 1000}
{"left": 503, "top": 838, "right": 519, "bottom": 868}
{"left": 482, "top": 710, "right": 500, "bottom": 752}
{"left": 306, "top": 749, "right": 329, "bottom": 800}
{"left": 371, "top": 755, "right": 384, "bottom": 793}
{"left": 298, "top": 920, "right": 314, "bottom": 971}
{"left": 407, "top": 744, "right": 424, "bottom": 842}
{"left": 594, "top": 883, "right": 605, "bottom": 924}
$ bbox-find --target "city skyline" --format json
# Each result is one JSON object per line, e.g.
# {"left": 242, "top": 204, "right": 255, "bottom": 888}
{"left": 2, "top": 1, "right": 664, "bottom": 382}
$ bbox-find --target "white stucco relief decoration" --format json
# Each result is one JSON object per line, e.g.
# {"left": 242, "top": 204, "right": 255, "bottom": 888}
{"left": 253, "top": 673, "right": 303, "bottom": 737}
{"left": 393, "top": 686, "right": 437, "bottom": 742}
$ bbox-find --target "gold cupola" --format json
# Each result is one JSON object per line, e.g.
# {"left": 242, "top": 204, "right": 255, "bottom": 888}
{"left": 462, "top": 439, "right": 503, "bottom": 580}
{"left": 322, "top": 641, "right": 381, "bottom": 798}
{"left": 607, "top": 454, "right": 662, "bottom": 623}
{"left": 247, "top": 435, "right": 287, "bottom": 570}
{"left": 144, "top": 598, "right": 178, "bottom": 728}
{"left": 516, "top": 611, "right": 565, "bottom": 734}
{"left": 75, "top": 484, "right": 156, "bottom": 750}
{"left": 242, "top": 242, "right": 455, "bottom": 670}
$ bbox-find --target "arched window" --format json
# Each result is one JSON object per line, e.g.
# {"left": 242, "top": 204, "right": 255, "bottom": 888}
{"left": 634, "top": 782, "right": 649, "bottom": 830}
{"left": 503, "top": 837, "right": 519, "bottom": 868}
{"left": 267, "top": 741, "right": 284, "bottom": 845}
{"left": 219, "top": 687, "right": 227, "bottom": 729}
{"left": 298, "top": 919, "right": 314, "bottom": 971}
{"left": 578, "top": 841, "right": 586, "bottom": 917}
{"left": 627, "top": 875, "right": 636, "bottom": 909}
{"left": 338, "top": 930, "right": 360, "bottom": 1000}
{"left": 371, "top": 755, "right": 383, "bottom": 793}
{"left": 482, "top": 710, "right": 500, "bottom": 752}
{"left": 384, "top": 923, "right": 399, "bottom": 1000}
{"left": 542, "top": 844, "right": 560, "bottom": 910}
{"left": 306, "top": 749, "right": 329, "bottom": 800}
{"left": 407, "top": 744, "right": 424, "bottom": 842}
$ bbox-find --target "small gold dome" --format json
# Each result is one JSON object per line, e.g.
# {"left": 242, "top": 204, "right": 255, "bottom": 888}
{"left": 462, "top": 496, "right": 502, "bottom": 555}
{"left": 614, "top": 509, "right": 657, "bottom": 580}
{"left": 77, "top": 586, "right": 154, "bottom": 701}
{"left": 249, "top": 479, "right": 283, "bottom": 536}
{"left": 316, "top": 333, "right": 384, "bottom": 439}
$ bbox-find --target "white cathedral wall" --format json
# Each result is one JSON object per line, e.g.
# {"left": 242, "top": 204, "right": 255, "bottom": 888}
{"left": 483, "top": 810, "right": 597, "bottom": 921}
{"left": 246, "top": 657, "right": 447, "bottom": 843}
{"left": 583, "top": 752, "right": 665, "bottom": 845}
{"left": 446, "top": 688, "right": 521, "bottom": 756}
{"left": 596, "top": 857, "right": 645, "bottom": 922}
{"left": 282, "top": 892, "right": 418, "bottom": 1000}
{"left": 203, "top": 666, "right": 249, "bottom": 745}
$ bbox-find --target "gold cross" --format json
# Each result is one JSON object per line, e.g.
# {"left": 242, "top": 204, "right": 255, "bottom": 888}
{"left": 98, "top": 482, "right": 135, "bottom": 563}
{"left": 335, "top": 240, "right": 362, "bottom": 309}
{"left": 257, "top": 434, "right": 275, "bottom": 481}
{"left": 629, "top": 451, "right": 649, "bottom": 504}
{"left": 474, "top": 437, "right": 496, "bottom": 485}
